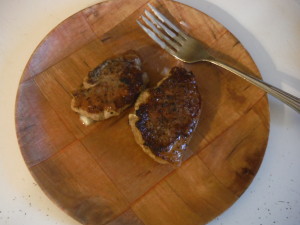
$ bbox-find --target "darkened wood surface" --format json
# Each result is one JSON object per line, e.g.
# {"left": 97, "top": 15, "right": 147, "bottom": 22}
{"left": 15, "top": 0, "right": 270, "bottom": 224}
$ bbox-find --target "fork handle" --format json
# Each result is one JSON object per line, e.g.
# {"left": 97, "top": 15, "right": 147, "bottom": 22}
{"left": 208, "top": 60, "right": 300, "bottom": 113}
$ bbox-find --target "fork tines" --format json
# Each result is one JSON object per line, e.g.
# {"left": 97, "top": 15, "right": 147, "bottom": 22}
{"left": 137, "top": 3, "right": 188, "bottom": 54}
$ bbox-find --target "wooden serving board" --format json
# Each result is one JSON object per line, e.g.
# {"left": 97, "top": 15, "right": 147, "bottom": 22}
{"left": 15, "top": 0, "right": 270, "bottom": 224}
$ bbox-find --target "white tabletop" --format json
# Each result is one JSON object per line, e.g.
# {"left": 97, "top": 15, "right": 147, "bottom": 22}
{"left": 0, "top": 0, "right": 299, "bottom": 224}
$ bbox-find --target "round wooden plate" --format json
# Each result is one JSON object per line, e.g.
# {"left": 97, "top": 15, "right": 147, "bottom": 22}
{"left": 15, "top": 0, "right": 270, "bottom": 224}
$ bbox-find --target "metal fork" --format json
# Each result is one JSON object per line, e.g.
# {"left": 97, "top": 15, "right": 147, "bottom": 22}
{"left": 137, "top": 4, "right": 300, "bottom": 113}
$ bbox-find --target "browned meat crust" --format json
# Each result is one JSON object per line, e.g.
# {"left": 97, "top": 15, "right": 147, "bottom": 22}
{"left": 71, "top": 50, "right": 148, "bottom": 121}
{"left": 129, "top": 67, "right": 201, "bottom": 165}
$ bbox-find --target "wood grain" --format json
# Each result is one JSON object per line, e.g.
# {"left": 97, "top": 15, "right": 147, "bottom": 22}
{"left": 30, "top": 141, "right": 129, "bottom": 224}
{"left": 15, "top": 0, "right": 270, "bottom": 224}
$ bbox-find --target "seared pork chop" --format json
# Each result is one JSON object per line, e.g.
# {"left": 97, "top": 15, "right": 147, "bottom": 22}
{"left": 129, "top": 67, "right": 201, "bottom": 165}
{"left": 71, "top": 50, "right": 148, "bottom": 122}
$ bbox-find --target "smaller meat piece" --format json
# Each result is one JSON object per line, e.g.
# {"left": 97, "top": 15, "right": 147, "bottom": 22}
{"left": 71, "top": 50, "right": 148, "bottom": 121}
{"left": 129, "top": 67, "right": 201, "bottom": 165}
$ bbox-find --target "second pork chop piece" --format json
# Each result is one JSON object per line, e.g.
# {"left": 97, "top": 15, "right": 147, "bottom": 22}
{"left": 71, "top": 50, "right": 148, "bottom": 121}
{"left": 129, "top": 67, "right": 201, "bottom": 165}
